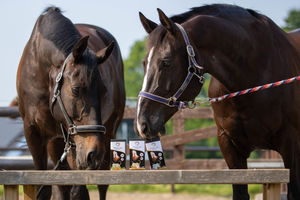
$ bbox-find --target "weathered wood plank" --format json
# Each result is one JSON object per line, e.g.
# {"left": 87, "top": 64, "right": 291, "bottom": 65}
{"left": 263, "top": 184, "right": 268, "bottom": 200}
{"left": 173, "top": 118, "right": 185, "bottom": 160}
{"left": 4, "top": 185, "right": 19, "bottom": 200}
{"left": 165, "top": 159, "right": 228, "bottom": 170}
{"left": 263, "top": 183, "right": 281, "bottom": 200}
{"left": 123, "top": 107, "right": 214, "bottom": 119}
{"left": 23, "top": 185, "right": 36, "bottom": 200}
{"left": 123, "top": 107, "right": 136, "bottom": 119}
{"left": 0, "top": 169, "right": 289, "bottom": 185}
{"left": 172, "top": 107, "right": 214, "bottom": 119}
{"left": 268, "top": 183, "right": 281, "bottom": 200}
{"left": 0, "top": 107, "right": 20, "bottom": 117}
{"left": 161, "top": 126, "right": 217, "bottom": 148}
{"left": 125, "top": 158, "right": 283, "bottom": 170}
{"left": 1, "top": 106, "right": 214, "bottom": 119}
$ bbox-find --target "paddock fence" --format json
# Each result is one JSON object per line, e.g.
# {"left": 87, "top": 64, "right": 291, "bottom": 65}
{"left": 0, "top": 169, "right": 290, "bottom": 200}
{"left": 0, "top": 106, "right": 284, "bottom": 170}
{"left": 0, "top": 106, "right": 288, "bottom": 200}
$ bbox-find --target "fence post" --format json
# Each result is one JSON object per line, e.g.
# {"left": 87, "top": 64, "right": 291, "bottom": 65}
{"left": 171, "top": 116, "right": 185, "bottom": 193}
{"left": 23, "top": 185, "right": 36, "bottom": 200}
{"left": 4, "top": 185, "right": 19, "bottom": 200}
{"left": 173, "top": 117, "right": 185, "bottom": 160}
{"left": 263, "top": 183, "right": 281, "bottom": 200}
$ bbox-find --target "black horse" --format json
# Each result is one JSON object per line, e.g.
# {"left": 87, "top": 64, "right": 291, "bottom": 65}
{"left": 134, "top": 4, "right": 300, "bottom": 200}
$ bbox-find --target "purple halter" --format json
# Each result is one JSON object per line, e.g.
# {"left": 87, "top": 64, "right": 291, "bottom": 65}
{"left": 138, "top": 23, "right": 205, "bottom": 110}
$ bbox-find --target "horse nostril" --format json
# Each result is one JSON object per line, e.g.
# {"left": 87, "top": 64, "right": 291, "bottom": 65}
{"left": 141, "top": 123, "right": 147, "bottom": 134}
{"left": 87, "top": 151, "right": 95, "bottom": 167}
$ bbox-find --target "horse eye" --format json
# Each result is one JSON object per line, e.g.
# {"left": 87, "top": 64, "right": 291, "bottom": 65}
{"left": 162, "top": 60, "right": 171, "bottom": 69}
{"left": 71, "top": 87, "right": 81, "bottom": 95}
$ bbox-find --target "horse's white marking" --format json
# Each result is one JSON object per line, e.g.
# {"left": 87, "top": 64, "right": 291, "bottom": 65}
{"left": 137, "top": 47, "right": 154, "bottom": 135}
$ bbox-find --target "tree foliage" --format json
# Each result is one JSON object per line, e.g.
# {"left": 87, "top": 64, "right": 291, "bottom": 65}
{"left": 123, "top": 37, "right": 147, "bottom": 97}
{"left": 282, "top": 8, "right": 300, "bottom": 32}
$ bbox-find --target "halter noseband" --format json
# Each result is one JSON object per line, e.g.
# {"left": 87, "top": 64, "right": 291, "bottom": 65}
{"left": 50, "top": 53, "right": 106, "bottom": 148}
{"left": 138, "top": 23, "right": 205, "bottom": 110}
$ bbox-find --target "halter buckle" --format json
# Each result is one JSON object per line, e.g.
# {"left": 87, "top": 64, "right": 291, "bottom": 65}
{"left": 194, "top": 73, "right": 205, "bottom": 84}
{"left": 187, "top": 45, "right": 195, "bottom": 57}
{"left": 69, "top": 125, "right": 77, "bottom": 135}
{"left": 53, "top": 90, "right": 60, "bottom": 98}
{"left": 56, "top": 72, "right": 63, "bottom": 82}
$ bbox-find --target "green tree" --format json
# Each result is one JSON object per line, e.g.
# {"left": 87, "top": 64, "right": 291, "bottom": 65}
{"left": 282, "top": 8, "right": 300, "bottom": 32}
{"left": 123, "top": 37, "right": 147, "bottom": 97}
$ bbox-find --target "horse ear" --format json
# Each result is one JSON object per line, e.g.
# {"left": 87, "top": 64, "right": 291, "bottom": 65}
{"left": 96, "top": 41, "right": 115, "bottom": 64}
{"left": 139, "top": 12, "right": 158, "bottom": 34}
{"left": 73, "top": 36, "right": 89, "bottom": 61}
{"left": 157, "top": 8, "right": 176, "bottom": 34}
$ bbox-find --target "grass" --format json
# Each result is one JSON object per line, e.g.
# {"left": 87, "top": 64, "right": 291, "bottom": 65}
{"left": 87, "top": 184, "right": 262, "bottom": 199}
{"left": 0, "top": 184, "right": 261, "bottom": 199}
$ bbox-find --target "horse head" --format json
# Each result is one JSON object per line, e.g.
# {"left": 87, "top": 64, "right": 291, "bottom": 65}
{"left": 134, "top": 9, "right": 204, "bottom": 139}
{"left": 49, "top": 36, "right": 115, "bottom": 170}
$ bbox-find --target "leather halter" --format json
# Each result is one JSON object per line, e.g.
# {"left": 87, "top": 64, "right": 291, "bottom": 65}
{"left": 50, "top": 53, "right": 106, "bottom": 147}
{"left": 138, "top": 23, "right": 205, "bottom": 110}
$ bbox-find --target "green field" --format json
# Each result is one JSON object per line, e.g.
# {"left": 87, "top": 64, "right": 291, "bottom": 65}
{"left": 0, "top": 184, "right": 261, "bottom": 198}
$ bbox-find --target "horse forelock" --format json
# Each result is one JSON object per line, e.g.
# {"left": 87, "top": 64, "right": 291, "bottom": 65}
{"left": 147, "top": 26, "right": 168, "bottom": 51}
{"left": 74, "top": 49, "right": 99, "bottom": 89}
{"left": 38, "top": 6, "right": 80, "bottom": 56}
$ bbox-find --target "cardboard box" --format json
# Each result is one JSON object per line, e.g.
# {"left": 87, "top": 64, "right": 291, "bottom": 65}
{"left": 110, "top": 139, "right": 126, "bottom": 170}
{"left": 146, "top": 137, "right": 166, "bottom": 170}
{"left": 129, "top": 139, "right": 145, "bottom": 170}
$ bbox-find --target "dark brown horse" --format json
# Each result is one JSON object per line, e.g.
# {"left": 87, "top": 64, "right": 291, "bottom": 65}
{"left": 134, "top": 4, "right": 300, "bottom": 200}
{"left": 17, "top": 7, "right": 125, "bottom": 200}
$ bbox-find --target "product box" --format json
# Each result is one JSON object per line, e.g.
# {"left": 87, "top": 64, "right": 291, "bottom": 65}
{"left": 145, "top": 137, "right": 166, "bottom": 170}
{"left": 129, "top": 139, "right": 145, "bottom": 170}
{"left": 110, "top": 139, "right": 126, "bottom": 170}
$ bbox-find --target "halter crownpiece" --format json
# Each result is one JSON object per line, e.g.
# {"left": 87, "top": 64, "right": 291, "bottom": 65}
{"left": 138, "top": 23, "right": 205, "bottom": 110}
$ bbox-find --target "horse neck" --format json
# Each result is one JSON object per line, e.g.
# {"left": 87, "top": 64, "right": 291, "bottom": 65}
{"left": 186, "top": 16, "right": 293, "bottom": 92}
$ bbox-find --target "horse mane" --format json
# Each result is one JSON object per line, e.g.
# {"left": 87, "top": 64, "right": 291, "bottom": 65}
{"left": 147, "top": 4, "right": 269, "bottom": 49}
{"left": 38, "top": 7, "right": 98, "bottom": 87}
{"left": 38, "top": 6, "right": 80, "bottom": 56}
{"left": 170, "top": 4, "right": 266, "bottom": 23}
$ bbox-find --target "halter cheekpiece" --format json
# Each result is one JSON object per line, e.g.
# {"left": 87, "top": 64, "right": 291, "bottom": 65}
{"left": 139, "top": 23, "right": 205, "bottom": 110}
{"left": 50, "top": 53, "right": 106, "bottom": 158}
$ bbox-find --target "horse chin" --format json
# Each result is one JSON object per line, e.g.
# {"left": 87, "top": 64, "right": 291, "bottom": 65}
{"left": 77, "top": 157, "right": 103, "bottom": 170}
{"left": 139, "top": 122, "right": 166, "bottom": 139}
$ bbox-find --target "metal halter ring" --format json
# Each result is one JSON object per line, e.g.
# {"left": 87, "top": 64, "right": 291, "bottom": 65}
{"left": 167, "top": 97, "right": 176, "bottom": 107}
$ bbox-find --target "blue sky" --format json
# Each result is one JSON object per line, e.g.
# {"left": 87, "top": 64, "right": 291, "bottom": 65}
{"left": 0, "top": 0, "right": 299, "bottom": 106}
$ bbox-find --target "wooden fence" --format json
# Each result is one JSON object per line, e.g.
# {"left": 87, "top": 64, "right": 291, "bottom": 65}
{"left": 0, "top": 106, "right": 284, "bottom": 169}
{"left": 0, "top": 106, "right": 288, "bottom": 200}
{"left": 124, "top": 107, "right": 283, "bottom": 169}
{"left": 0, "top": 169, "right": 289, "bottom": 200}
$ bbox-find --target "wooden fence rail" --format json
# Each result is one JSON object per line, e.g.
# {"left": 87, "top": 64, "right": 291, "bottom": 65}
{"left": 0, "top": 169, "right": 289, "bottom": 200}
{"left": 0, "top": 106, "right": 283, "bottom": 168}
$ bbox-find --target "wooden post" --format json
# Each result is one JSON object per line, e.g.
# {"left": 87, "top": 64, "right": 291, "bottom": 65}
{"left": 172, "top": 116, "right": 185, "bottom": 193}
{"left": 262, "top": 183, "right": 281, "bottom": 200}
{"left": 262, "top": 184, "right": 268, "bottom": 200}
{"left": 268, "top": 183, "right": 281, "bottom": 200}
{"left": 23, "top": 185, "right": 36, "bottom": 200}
{"left": 4, "top": 185, "right": 19, "bottom": 200}
{"left": 173, "top": 118, "right": 185, "bottom": 160}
